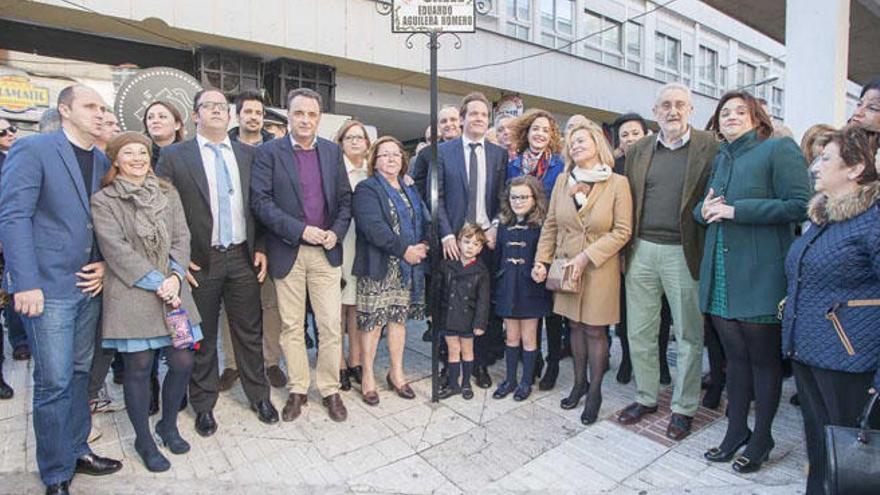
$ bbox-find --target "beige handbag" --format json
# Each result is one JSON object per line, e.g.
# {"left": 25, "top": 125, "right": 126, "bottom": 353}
{"left": 546, "top": 258, "right": 580, "bottom": 293}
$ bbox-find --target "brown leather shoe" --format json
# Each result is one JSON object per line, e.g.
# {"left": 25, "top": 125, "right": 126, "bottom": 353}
{"left": 322, "top": 393, "right": 348, "bottom": 422}
{"left": 616, "top": 402, "right": 659, "bottom": 425}
{"left": 282, "top": 393, "right": 307, "bottom": 422}
{"left": 666, "top": 413, "right": 693, "bottom": 441}
{"left": 266, "top": 366, "right": 287, "bottom": 389}
{"left": 218, "top": 368, "right": 239, "bottom": 392}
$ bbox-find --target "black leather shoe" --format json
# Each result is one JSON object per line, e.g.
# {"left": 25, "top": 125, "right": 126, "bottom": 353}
{"left": 474, "top": 366, "right": 492, "bottom": 389}
{"left": 339, "top": 368, "right": 352, "bottom": 391}
{"left": 492, "top": 380, "right": 516, "bottom": 399}
{"left": 348, "top": 365, "right": 363, "bottom": 385}
{"left": 705, "top": 431, "right": 750, "bottom": 463}
{"left": 616, "top": 402, "right": 658, "bottom": 425}
{"left": 461, "top": 386, "right": 474, "bottom": 400}
{"left": 155, "top": 421, "right": 191, "bottom": 455}
{"left": 45, "top": 480, "right": 70, "bottom": 495}
{"left": 437, "top": 386, "right": 460, "bottom": 399}
{"left": 732, "top": 439, "right": 774, "bottom": 474}
{"left": 0, "top": 375, "right": 13, "bottom": 400}
{"left": 251, "top": 399, "right": 279, "bottom": 424}
{"left": 195, "top": 411, "right": 217, "bottom": 437}
{"left": 75, "top": 453, "right": 123, "bottom": 476}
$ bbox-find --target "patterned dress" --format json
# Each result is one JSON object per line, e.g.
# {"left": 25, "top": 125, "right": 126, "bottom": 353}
{"left": 356, "top": 189, "right": 426, "bottom": 330}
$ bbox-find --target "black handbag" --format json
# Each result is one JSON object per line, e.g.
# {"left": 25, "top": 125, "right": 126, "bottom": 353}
{"left": 825, "top": 392, "right": 880, "bottom": 495}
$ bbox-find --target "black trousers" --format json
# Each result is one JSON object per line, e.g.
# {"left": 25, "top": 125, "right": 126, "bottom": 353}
{"left": 189, "top": 245, "right": 269, "bottom": 413}
{"left": 792, "top": 361, "right": 876, "bottom": 495}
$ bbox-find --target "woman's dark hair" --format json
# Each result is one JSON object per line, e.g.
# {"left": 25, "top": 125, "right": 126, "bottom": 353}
{"left": 335, "top": 119, "right": 372, "bottom": 151}
{"left": 497, "top": 175, "right": 547, "bottom": 228}
{"left": 817, "top": 127, "right": 878, "bottom": 185}
{"left": 366, "top": 136, "right": 409, "bottom": 177}
{"left": 142, "top": 101, "right": 185, "bottom": 144}
{"left": 610, "top": 112, "right": 648, "bottom": 149}
{"left": 706, "top": 91, "right": 774, "bottom": 141}
{"left": 859, "top": 77, "right": 880, "bottom": 99}
{"left": 509, "top": 109, "right": 562, "bottom": 155}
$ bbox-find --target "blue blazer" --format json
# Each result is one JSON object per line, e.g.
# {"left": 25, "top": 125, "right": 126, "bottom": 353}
{"left": 0, "top": 130, "right": 109, "bottom": 297}
{"left": 506, "top": 153, "right": 565, "bottom": 198}
{"left": 351, "top": 175, "right": 430, "bottom": 281}
{"left": 250, "top": 136, "right": 352, "bottom": 279}
{"left": 432, "top": 138, "right": 507, "bottom": 239}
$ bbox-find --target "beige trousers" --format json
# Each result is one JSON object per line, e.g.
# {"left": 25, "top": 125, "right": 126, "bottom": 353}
{"left": 221, "top": 277, "right": 283, "bottom": 369}
{"left": 274, "top": 246, "right": 342, "bottom": 397}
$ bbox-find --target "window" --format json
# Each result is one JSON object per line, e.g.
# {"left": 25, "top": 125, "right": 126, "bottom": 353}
{"left": 625, "top": 22, "right": 642, "bottom": 73}
{"left": 584, "top": 10, "right": 623, "bottom": 68}
{"left": 772, "top": 87, "right": 784, "bottom": 118}
{"left": 199, "top": 50, "right": 261, "bottom": 97}
{"left": 737, "top": 61, "right": 757, "bottom": 92}
{"left": 698, "top": 46, "right": 719, "bottom": 96}
{"left": 682, "top": 53, "right": 693, "bottom": 87}
{"left": 506, "top": 0, "right": 531, "bottom": 40}
{"left": 720, "top": 65, "right": 728, "bottom": 92}
{"left": 540, "top": 0, "right": 573, "bottom": 52}
{"left": 654, "top": 33, "right": 680, "bottom": 82}
{"left": 263, "top": 59, "right": 335, "bottom": 112}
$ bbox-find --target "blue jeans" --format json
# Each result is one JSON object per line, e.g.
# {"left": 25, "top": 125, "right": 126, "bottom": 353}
{"left": 23, "top": 294, "right": 101, "bottom": 485}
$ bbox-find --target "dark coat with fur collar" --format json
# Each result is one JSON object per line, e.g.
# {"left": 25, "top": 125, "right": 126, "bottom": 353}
{"left": 782, "top": 182, "right": 880, "bottom": 389}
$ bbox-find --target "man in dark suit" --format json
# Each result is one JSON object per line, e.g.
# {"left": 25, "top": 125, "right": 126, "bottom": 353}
{"left": 409, "top": 105, "right": 462, "bottom": 201}
{"left": 157, "top": 88, "right": 278, "bottom": 437}
{"left": 433, "top": 92, "right": 508, "bottom": 389}
{"left": 251, "top": 87, "right": 352, "bottom": 423}
{"left": 0, "top": 85, "right": 122, "bottom": 495}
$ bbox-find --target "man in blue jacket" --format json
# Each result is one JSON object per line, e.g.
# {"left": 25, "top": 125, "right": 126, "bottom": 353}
{"left": 0, "top": 85, "right": 122, "bottom": 495}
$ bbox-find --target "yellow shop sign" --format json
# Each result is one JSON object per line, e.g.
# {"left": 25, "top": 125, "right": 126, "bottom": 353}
{"left": 0, "top": 75, "right": 50, "bottom": 113}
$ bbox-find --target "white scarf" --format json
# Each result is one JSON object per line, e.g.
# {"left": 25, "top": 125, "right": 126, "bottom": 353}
{"left": 567, "top": 164, "right": 612, "bottom": 207}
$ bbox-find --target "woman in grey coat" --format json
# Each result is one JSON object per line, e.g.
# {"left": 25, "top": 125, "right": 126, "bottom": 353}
{"left": 91, "top": 132, "right": 203, "bottom": 472}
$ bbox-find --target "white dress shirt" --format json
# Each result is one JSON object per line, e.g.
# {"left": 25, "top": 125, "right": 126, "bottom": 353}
{"left": 656, "top": 126, "right": 692, "bottom": 151}
{"left": 461, "top": 134, "right": 490, "bottom": 230}
{"left": 196, "top": 134, "right": 247, "bottom": 246}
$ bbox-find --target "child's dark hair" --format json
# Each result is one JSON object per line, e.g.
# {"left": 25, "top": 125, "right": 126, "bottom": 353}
{"left": 498, "top": 175, "right": 546, "bottom": 227}
{"left": 457, "top": 223, "right": 488, "bottom": 244}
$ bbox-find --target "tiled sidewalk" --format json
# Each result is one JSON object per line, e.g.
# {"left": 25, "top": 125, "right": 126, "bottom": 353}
{"left": 0, "top": 321, "right": 807, "bottom": 494}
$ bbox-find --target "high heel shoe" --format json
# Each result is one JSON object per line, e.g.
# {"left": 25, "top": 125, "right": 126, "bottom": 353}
{"left": 580, "top": 393, "right": 602, "bottom": 425}
{"left": 135, "top": 440, "right": 170, "bottom": 472}
{"left": 732, "top": 439, "right": 774, "bottom": 474}
{"left": 560, "top": 381, "right": 588, "bottom": 410}
{"left": 704, "top": 430, "right": 750, "bottom": 462}
{"left": 155, "top": 421, "right": 191, "bottom": 455}
{"left": 386, "top": 374, "right": 415, "bottom": 399}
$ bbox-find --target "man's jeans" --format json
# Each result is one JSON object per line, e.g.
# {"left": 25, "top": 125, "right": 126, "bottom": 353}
{"left": 22, "top": 294, "right": 100, "bottom": 485}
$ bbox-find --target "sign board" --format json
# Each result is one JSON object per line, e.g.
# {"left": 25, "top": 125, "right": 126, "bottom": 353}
{"left": 392, "top": 0, "right": 476, "bottom": 33}
{"left": 114, "top": 67, "right": 202, "bottom": 138}
{"left": 0, "top": 75, "right": 50, "bottom": 113}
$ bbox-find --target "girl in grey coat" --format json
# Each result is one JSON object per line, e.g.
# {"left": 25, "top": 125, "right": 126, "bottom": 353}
{"left": 91, "top": 132, "right": 202, "bottom": 472}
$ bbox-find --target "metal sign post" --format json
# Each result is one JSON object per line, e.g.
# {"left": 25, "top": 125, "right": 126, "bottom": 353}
{"left": 376, "top": 0, "right": 491, "bottom": 402}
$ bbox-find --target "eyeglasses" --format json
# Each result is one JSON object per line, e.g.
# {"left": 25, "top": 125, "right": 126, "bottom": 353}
{"left": 658, "top": 101, "right": 691, "bottom": 113}
{"left": 199, "top": 102, "right": 230, "bottom": 111}
{"left": 0, "top": 126, "right": 18, "bottom": 137}
{"left": 377, "top": 152, "right": 403, "bottom": 160}
{"left": 510, "top": 194, "right": 533, "bottom": 202}
{"left": 343, "top": 135, "right": 366, "bottom": 142}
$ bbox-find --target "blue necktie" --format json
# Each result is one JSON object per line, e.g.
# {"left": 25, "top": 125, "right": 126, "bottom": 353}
{"left": 206, "top": 143, "right": 234, "bottom": 247}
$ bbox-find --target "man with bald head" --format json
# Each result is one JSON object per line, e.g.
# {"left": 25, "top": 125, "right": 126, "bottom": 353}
{"left": 410, "top": 104, "right": 462, "bottom": 201}
{"left": 0, "top": 84, "right": 122, "bottom": 495}
{"left": 616, "top": 83, "right": 718, "bottom": 441}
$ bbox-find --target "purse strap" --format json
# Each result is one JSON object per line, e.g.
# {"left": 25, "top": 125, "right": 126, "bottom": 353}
{"left": 857, "top": 392, "right": 879, "bottom": 443}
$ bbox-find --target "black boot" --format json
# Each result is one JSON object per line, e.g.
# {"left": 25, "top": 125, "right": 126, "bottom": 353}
{"left": 339, "top": 368, "right": 352, "bottom": 391}
{"left": 538, "top": 358, "right": 559, "bottom": 391}
{"left": 148, "top": 375, "right": 160, "bottom": 416}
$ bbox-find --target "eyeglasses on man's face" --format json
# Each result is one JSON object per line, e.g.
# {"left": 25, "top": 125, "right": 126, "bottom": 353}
{"left": 199, "top": 101, "right": 230, "bottom": 112}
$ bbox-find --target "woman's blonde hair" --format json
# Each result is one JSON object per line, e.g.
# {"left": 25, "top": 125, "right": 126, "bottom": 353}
{"left": 563, "top": 121, "right": 615, "bottom": 172}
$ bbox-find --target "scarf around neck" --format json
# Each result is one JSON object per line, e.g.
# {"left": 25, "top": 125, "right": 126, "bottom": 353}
{"left": 375, "top": 174, "right": 426, "bottom": 305}
{"left": 520, "top": 147, "right": 549, "bottom": 178}
{"left": 113, "top": 174, "right": 170, "bottom": 271}
{"left": 568, "top": 164, "right": 612, "bottom": 207}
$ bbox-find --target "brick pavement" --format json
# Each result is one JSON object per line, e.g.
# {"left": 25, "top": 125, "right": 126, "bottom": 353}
{"left": 0, "top": 321, "right": 808, "bottom": 494}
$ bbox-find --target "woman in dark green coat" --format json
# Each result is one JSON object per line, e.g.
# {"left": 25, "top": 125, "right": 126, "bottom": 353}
{"left": 694, "top": 91, "right": 811, "bottom": 473}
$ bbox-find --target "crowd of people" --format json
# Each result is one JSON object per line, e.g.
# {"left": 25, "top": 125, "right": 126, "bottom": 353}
{"left": 0, "top": 76, "right": 878, "bottom": 495}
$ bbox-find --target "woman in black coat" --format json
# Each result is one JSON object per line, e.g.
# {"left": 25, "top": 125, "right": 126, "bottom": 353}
{"left": 352, "top": 136, "right": 430, "bottom": 406}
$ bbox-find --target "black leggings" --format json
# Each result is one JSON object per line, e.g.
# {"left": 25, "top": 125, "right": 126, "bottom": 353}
{"left": 710, "top": 316, "right": 781, "bottom": 458}
{"left": 122, "top": 347, "right": 193, "bottom": 448}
